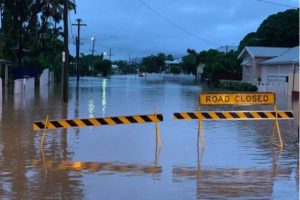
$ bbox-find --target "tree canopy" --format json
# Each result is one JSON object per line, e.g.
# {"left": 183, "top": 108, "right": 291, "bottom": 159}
{"left": 140, "top": 53, "right": 166, "bottom": 73}
{"left": 0, "top": 0, "right": 76, "bottom": 78}
{"left": 238, "top": 8, "right": 299, "bottom": 51}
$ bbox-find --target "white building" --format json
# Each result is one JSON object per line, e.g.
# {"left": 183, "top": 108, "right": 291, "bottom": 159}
{"left": 238, "top": 46, "right": 299, "bottom": 96}
{"left": 238, "top": 46, "right": 289, "bottom": 82}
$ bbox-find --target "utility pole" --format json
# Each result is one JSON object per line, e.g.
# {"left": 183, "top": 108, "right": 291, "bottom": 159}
{"left": 91, "top": 37, "right": 96, "bottom": 56}
{"left": 72, "top": 19, "right": 86, "bottom": 83}
{"left": 90, "top": 37, "right": 96, "bottom": 75}
{"left": 62, "top": 0, "right": 69, "bottom": 103}
{"left": 109, "top": 48, "right": 112, "bottom": 61}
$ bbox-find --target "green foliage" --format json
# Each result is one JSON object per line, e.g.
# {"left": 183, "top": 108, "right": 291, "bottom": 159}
{"left": 238, "top": 32, "right": 258, "bottom": 52}
{"left": 94, "top": 59, "right": 112, "bottom": 77}
{"left": 239, "top": 8, "right": 299, "bottom": 51}
{"left": 166, "top": 54, "right": 174, "bottom": 61}
{"left": 170, "top": 66, "right": 181, "bottom": 74}
{"left": 114, "top": 60, "right": 137, "bottom": 74}
{"left": 0, "top": 0, "right": 76, "bottom": 79}
{"left": 141, "top": 53, "right": 166, "bottom": 73}
{"left": 180, "top": 49, "right": 197, "bottom": 74}
{"left": 218, "top": 81, "right": 258, "bottom": 91}
{"left": 78, "top": 54, "right": 103, "bottom": 76}
{"left": 197, "top": 50, "right": 242, "bottom": 84}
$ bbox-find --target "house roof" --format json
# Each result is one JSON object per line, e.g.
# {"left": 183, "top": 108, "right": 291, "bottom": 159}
{"left": 261, "top": 46, "right": 299, "bottom": 65}
{"left": 165, "top": 58, "right": 181, "bottom": 65}
{"left": 237, "top": 46, "right": 289, "bottom": 59}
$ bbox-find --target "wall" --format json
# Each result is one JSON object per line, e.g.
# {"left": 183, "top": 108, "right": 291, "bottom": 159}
{"left": 288, "top": 65, "right": 299, "bottom": 95}
{"left": 14, "top": 77, "right": 35, "bottom": 95}
{"left": 40, "top": 68, "right": 49, "bottom": 86}
{"left": 261, "top": 64, "right": 293, "bottom": 82}
{"left": 0, "top": 77, "right": 2, "bottom": 102}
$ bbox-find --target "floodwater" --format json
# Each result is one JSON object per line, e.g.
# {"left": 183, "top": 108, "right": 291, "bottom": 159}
{"left": 0, "top": 76, "right": 299, "bottom": 200}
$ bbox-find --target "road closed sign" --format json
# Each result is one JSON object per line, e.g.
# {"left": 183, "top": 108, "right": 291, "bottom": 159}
{"left": 199, "top": 92, "right": 275, "bottom": 106}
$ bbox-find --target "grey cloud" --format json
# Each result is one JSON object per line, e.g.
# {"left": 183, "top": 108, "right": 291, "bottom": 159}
{"left": 71, "top": 0, "right": 292, "bottom": 60}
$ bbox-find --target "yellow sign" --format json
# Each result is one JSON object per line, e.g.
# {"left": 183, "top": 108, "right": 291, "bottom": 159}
{"left": 199, "top": 92, "right": 275, "bottom": 106}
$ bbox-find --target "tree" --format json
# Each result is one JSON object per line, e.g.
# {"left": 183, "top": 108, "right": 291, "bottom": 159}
{"left": 79, "top": 54, "right": 103, "bottom": 76}
{"left": 257, "top": 9, "right": 299, "bottom": 47}
{"left": 94, "top": 59, "right": 112, "bottom": 77}
{"left": 238, "top": 8, "right": 299, "bottom": 51}
{"left": 238, "top": 32, "right": 258, "bottom": 52}
{"left": 166, "top": 54, "right": 174, "bottom": 61}
{"left": 0, "top": 0, "right": 76, "bottom": 66}
{"left": 114, "top": 60, "right": 136, "bottom": 74}
{"left": 141, "top": 53, "right": 166, "bottom": 73}
{"left": 181, "top": 49, "right": 197, "bottom": 75}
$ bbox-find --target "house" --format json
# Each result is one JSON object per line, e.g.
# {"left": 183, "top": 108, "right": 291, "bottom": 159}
{"left": 260, "top": 46, "right": 299, "bottom": 96}
{"left": 165, "top": 58, "right": 182, "bottom": 73}
{"left": 238, "top": 46, "right": 289, "bottom": 82}
{"left": 238, "top": 46, "right": 299, "bottom": 96}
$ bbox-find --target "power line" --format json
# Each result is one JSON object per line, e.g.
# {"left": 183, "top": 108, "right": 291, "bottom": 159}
{"left": 139, "top": 0, "right": 220, "bottom": 46}
{"left": 256, "top": 0, "right": 298, "bottom": 8}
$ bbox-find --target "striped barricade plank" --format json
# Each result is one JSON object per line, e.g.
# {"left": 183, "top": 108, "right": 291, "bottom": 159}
{"left": 173, "top": 111, "right": 293, "bottom": 120}
{"left": 33, "top": 114, "right": 163, "bottom": 131}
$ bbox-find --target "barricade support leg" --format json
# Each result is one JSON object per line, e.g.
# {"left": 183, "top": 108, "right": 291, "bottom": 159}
{"left": 40, "top": 115, "right": 49, "bottom": 149}
{"left": 154, "top": 109, "right": 162, "bottom": 148}
{"left": 272, "top": 105, "right": 284, "bottom": 148}
{"left": 197, "top": 107, "right": 205, "bottom": 148}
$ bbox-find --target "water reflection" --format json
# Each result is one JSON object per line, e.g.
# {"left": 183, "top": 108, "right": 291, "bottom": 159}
{"left": 102, "top": 79, "right": 107, "bottom": 116}
{"left": 172, "top": 147, "right": 293, "bottom": 199}
{"left": 88, "top": 97, "right": 95, "bottom": 118}
{"left": 0, "top": 76, "right": 298, "bottom": 199}
{"left": 32, "top": 159, "right": 162, "bottom": 175}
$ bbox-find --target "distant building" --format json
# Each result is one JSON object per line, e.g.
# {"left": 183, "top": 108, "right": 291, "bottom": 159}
{"left": 112, "top": 64, "right": 119, "bottom": 74}
{"left": 165, "top": 58, "right": 182, "bottom": 72}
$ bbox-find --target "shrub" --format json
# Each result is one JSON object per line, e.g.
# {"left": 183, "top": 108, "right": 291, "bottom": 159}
{"left": 218, "top": 81, "right": 258, "bottom": 91}
{"left": 170, "top": 66, "right": 181, "bottom": 74}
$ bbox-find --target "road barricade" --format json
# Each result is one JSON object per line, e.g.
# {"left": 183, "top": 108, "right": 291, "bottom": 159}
{"left": 33, "top": 112, "right": 163, "bottom": 148}
{"left": 173, "top": 92, "right": 293, "bottom": 148}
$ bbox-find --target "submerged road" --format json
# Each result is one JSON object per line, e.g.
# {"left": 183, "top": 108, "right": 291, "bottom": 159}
{"left": 0, "top": 76, "right": 298, "bottom": 199}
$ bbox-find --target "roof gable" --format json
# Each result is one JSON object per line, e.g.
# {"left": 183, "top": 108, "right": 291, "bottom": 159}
{"left": 261, "top": 46, "right": 299, "bottom": 65}
{"left": 238, "top": 46, "right": 289, "bottom": 59}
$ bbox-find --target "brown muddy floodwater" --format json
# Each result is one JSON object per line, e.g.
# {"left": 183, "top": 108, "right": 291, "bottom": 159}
{"left": 0, "top": 76, "right": 299, "bottom": 199}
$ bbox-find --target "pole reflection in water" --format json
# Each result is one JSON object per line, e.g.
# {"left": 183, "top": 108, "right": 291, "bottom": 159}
{"left": 101, "top": 79, "right": 107, "bottom": 116}
{"left": 88, "top": 97, "right": 95, "bottom": 118}
{"left": 172, "top": 147, "right": 292, "bottom": 199}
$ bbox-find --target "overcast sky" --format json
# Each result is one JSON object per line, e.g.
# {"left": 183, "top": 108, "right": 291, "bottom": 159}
{"left": 69, "top": 0, "right": 298, "bottom": 60}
